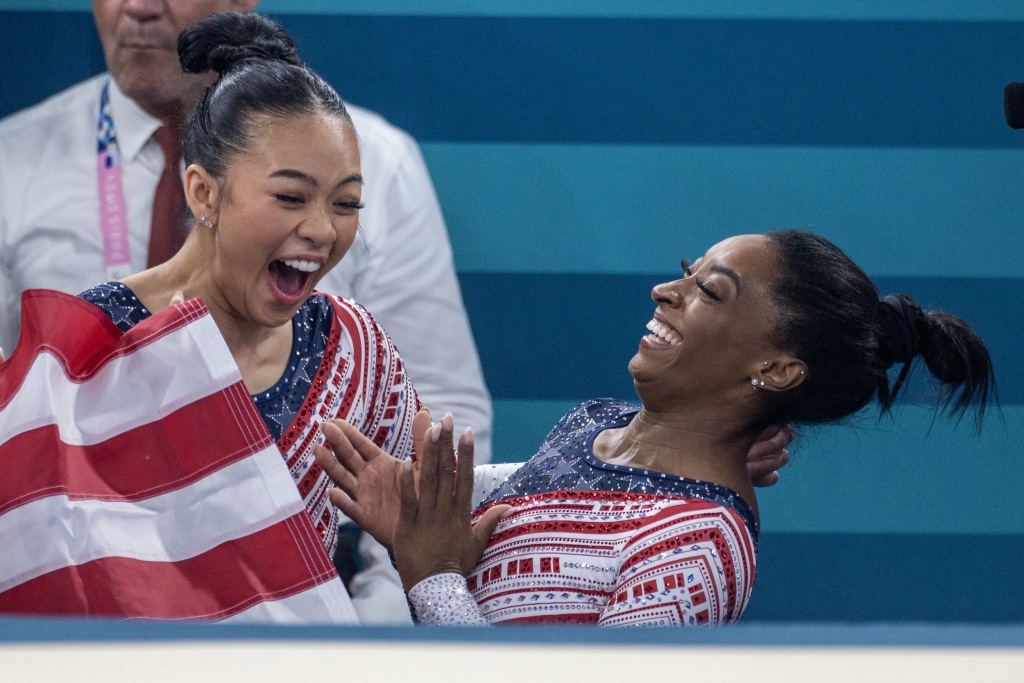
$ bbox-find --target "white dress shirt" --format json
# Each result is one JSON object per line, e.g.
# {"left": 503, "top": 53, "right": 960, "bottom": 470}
{"left": 0, "top": 74, "right": 493, "bottom": 624}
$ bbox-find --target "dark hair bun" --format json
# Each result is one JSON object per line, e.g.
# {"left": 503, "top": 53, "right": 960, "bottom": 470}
{"left": 178, "top": 11, "right": 299, "bottom": 75}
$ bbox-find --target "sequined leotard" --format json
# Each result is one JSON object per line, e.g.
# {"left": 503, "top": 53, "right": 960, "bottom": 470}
{"left": 80, "top": 282, "right": 419, "bottom": 556}
{"left": 410, "top": 399, "right": 758, "bottom": 627}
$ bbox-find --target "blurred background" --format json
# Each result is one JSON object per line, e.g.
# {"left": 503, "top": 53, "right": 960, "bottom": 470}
{"left": 2, "top": 0, "right": 1022, "bottom": 624}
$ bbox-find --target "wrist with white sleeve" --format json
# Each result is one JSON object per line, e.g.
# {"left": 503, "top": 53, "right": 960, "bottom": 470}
{"left": 407, "top": 573, "right": 489, "bottom": 626}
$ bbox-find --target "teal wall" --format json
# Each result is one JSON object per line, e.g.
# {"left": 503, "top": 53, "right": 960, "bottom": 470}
{"left": 1, "top": 1, "right": 1022, "bottom": 622}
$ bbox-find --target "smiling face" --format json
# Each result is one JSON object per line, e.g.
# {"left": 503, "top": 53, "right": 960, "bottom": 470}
{"left": 193, "top": 112, "right": 362, "bottom": 329}
{"left": 92, "top": 0, "right": 256, "bottom": 121}
{"left": 629, "top": 234, "right": 792, "bottom": 412}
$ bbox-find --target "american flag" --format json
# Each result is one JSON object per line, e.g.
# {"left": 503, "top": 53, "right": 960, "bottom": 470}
{"left": 0, "top": 290, "right": 356, "bottom": 623}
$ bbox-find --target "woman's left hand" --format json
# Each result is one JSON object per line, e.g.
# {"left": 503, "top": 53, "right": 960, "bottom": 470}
{"left": 313, "top": 409, "right": 431, "bottom": 550}
{"left": 746, "top": 423, "right": 795, "bottom": 487}
{"left": 393, "top": 413, "right": 509, "bottom": 593}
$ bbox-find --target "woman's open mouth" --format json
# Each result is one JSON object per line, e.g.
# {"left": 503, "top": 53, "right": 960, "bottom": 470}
{"left": 267, "top": 258, "right": 319, "bottom": 305}
{"left": 643, "top": 318, "right": 682, "bottom": 347}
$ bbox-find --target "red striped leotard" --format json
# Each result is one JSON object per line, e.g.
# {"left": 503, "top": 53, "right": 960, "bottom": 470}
{"left": 409, "top": 399, "right": 758, "bottom": 627}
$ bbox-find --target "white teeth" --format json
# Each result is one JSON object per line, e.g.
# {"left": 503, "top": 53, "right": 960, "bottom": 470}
{"left": 282, "top": 259, "right": 319, "bottom": 273}
{"left": 645, "top": 319, "right": 681, "bottom": 346}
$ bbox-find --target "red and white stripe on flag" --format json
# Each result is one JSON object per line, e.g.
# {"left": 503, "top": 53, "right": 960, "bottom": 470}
{"left": 0, "top": 290, "right": 356, "bottom": 624}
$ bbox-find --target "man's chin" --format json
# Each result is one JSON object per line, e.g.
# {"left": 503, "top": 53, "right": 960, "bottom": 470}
{"left": 113, "top": 67, "right": 202, "bottom": 121}
{"left": 112, "top": 51, "right": 175, "bottom": 86}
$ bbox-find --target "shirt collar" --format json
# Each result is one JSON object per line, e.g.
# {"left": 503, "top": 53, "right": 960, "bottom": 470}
{"left": 107, "top": 75, "right": 164, "bottom": 163}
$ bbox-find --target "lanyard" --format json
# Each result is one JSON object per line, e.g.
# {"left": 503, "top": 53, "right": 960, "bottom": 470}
{"left": 96, "top": 79, "right": 133, "bottom": 280}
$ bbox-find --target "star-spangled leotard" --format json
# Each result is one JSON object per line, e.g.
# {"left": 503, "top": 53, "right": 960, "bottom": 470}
{"left": 80, "top": 281, "right": 420, "bottom": 557}
{"left": 410, "top": 399, "right": 758, "bottom": 627}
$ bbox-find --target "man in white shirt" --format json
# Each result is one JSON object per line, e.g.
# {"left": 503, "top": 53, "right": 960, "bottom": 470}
{"left": 0, "top": 0, "right": 492, "bottom": 624}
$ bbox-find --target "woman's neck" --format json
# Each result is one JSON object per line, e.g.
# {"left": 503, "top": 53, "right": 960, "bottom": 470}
{"left": 122, "top": 238, "right": 293, "bottom": 394}
{"left": 592, "top": 404, "right": 759, "bottom": 521}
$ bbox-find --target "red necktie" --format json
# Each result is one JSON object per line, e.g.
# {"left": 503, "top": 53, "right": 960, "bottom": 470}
{"left": 146, "top": 125, "right": 187, "bottom": 267}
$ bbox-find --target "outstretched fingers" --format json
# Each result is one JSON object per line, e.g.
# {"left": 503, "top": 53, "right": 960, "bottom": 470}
{"left": 312, "top": 431, "right": 362, "bottom": 522}
{"left": 315, "top": 419, "right": 390, "bottom": 517}
{"left": 334, "top": 419, "right": 391, "bottom": 468}
{"left": 316, "top": 422, "right": 361, "bottom": 494}
{"left": 313, "top": 442, "right": 359, "bottom": 519}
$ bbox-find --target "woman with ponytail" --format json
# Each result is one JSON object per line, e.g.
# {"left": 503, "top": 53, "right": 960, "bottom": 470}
{"left": 756, "top": 230, "right": 991, "bottom": 429}
{"left": 318, "top": 229, "right": 994, "bottom": 627}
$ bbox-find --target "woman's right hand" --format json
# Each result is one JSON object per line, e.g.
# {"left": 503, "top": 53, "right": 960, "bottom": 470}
{"left": 393, "top": 413, "right": 509, "bottom": 593}
{"left": 314, "top": 408, "right": 432, "bottom": 550}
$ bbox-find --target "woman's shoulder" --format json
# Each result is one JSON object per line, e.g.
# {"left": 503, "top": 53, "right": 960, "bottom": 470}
{"left": 314, "top": 292, "right": 374, "bottom": 324}
{"left": 314, "top": 293, "right": 401, "bottom": 352}
{"left": 78, "top": 281, "right": 152, "bottom": 332}
{"left": 79, "top": 280, "right": 132, "bottom": 301}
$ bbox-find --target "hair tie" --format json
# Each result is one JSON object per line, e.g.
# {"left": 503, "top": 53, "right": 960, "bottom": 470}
{"left": 877, "top": 295, "right": 921, "bottom": 367}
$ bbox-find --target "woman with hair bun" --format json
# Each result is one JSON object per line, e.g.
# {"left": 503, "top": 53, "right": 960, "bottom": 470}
{"left": 76, "top": 11, "right": 421, "bottom": 617}
{"left": 318, "top": 229, "right": 994, "bottom": 627}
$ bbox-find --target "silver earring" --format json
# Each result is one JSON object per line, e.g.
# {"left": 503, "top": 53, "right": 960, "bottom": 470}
{"left": 199, "top": 214, "right": 213, "bottom": 229}
{"left": 759, "top": 380, "right": 766, "bottom": 387}
{"left": 750, "top": 378, "right": 759, "bottom": 390}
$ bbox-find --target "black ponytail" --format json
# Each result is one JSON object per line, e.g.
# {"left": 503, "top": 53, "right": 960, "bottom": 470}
{"left": 915, "top": 306, "right": 994, "bottom": 425}
{"left": 764, "top": 230, "right": 994, "bottom": 430}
